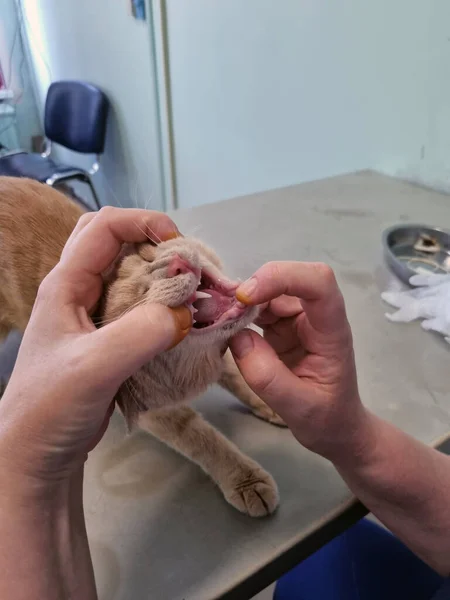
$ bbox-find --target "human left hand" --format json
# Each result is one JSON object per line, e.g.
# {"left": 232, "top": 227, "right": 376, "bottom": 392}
{"left": 0, "top": 208, "right": 191, "bottom": 488}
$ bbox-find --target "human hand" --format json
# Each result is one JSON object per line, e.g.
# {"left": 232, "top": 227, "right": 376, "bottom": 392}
{"left": 0, "top": 208, "right": 192, "bottom": 490}
{"left": 230, "top": 262, "right": 371, "bottom": 462}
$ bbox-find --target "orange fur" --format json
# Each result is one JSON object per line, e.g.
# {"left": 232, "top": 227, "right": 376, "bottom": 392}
{"left": 0, "top": 177, "right": 84, "bottom": 337}
{"left": 0, "top": 177, "right": 282, "bottom": 517}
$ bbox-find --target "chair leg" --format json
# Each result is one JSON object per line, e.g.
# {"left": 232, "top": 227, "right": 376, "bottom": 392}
{"left": 47, "top": 174, "right": 102, "bottom": 211}
{"left": 84, "top": 174, "right": 102, "bottom": 210}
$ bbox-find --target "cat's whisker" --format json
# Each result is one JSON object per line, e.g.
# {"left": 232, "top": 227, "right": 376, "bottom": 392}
{"left": 125, "top": 379, "right": 141, "bottom": 410}
{"left": 101, "top": 183, "right": 166, "bottom": 247}
{"left": 146, "top": 225, "right": 163, "bottom": 244}
{"left": 144, "top": 191, "right": 154, "bottom": 211}
{"left": 95, "top": 305, "right": 129, "bottom": 327}
{"left": 96, "top": 296, "right": 151, "bottom": 327}
{"left": 103, "top": 176, "right": 127, "bottom": 210}
{"left": 186, "top": 224, "right": 203, "bottom": 237}
{"left": 2, "top": 177, "right": 279, "bottom": 519}
{"left": 98, "top": 304, "right": 147, "bottom": 327}
{"left": 133, "top": 220, "right": 161, "bottom": 245}
{"left": 132, "top": 171, "right": 139, "bottom": 210}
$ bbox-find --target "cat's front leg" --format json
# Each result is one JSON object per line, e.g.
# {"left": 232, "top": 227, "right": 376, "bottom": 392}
{"left": 219, "top": 350, "right": 287, "bottom": 427}
{"left": 138, "top": 405, "right": 279, "bottom": 517}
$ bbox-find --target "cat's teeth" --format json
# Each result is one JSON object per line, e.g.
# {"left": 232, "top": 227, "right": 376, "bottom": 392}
{"left": 195, "top": 291, "right": 212, "bottom": 300}
{"left": 187, "top": 304, "right": 197, "bottom": 317}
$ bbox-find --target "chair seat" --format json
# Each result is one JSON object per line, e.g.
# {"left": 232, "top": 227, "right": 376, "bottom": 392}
{"left": 0, "top": 152, "right": 85, "bottom": 182}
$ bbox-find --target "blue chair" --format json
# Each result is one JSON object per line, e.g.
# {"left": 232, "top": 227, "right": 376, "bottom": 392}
{"left": 0, "top": 80, "right": 109, "bottom": 210}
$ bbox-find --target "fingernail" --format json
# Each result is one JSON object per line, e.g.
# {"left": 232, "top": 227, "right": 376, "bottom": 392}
{"left": 230, "top": 330, "right": 254, "bottom": 359}
{"left": 169, "top": 305, "right": 192, "bottom": 348}
{"left": 236, "top": 277, "right": 257, "bottom": 304}
{"left": 165, "top": 229, "right": 183, "bottom": 241}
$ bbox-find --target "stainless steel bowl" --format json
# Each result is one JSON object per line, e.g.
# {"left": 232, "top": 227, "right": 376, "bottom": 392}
{"left": 382, "top": 224, "right": 450, "bottom": 284}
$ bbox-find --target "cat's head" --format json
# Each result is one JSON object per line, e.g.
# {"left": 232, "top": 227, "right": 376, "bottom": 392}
{"left": 102, "top": 236, "right": 258, "bottom": 346}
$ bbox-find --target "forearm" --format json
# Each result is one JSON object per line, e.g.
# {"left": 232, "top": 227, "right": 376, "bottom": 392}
{"left": 333, "top": 410, "right": 450, "bottom": 575}
{"left": 0, "top": 468, "right": 97, "bottom": 600}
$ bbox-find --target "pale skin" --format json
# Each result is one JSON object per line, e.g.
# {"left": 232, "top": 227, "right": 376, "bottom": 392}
{"left": 231, "top": 262, "right": 450, "bottom": 577}
{"left": 0, "top": 208, "right": 191, "bottom": 600}
{"left": 0, "top": 213, "right": 448, "bottom": 599}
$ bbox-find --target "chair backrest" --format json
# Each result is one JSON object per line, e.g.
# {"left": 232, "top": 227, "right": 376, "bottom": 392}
{"left": 44, "top": 81, "right": 109, "bottom": 154}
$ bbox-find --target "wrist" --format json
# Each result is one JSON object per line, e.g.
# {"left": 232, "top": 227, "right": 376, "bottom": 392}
{"left": 0, "top": 389, "right": 89, "bottom": 493}
{"left": 0, "top": 459, "right": 84, "bottom": 510}
{"left": 325, "top": 408, "right": 381, "bottom": 469}
{"left": 0, "top": 468, "right": 96, "bottom": 600}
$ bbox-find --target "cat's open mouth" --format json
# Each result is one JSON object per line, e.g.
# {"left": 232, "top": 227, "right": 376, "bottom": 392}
{"left": 185, "top": 270, "right": 248, "bottom": 333}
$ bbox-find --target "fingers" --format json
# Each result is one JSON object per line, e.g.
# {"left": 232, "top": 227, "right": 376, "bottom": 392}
{"left": 64, "top": 211, "right": 96, "bottom": 250}
{"left": 69, "top": 208, "right": 181, "bottom": 246}
{"left": 229, "top": 329, "right": 302, "bottom": 417}
{"left": 83, "top": 304, "right": 192, "bottom": 385}
{"left": 256, "top": 295, "right": 303, "bottom": 325}
{"left": 237, "top": 262, "right": 347, "bottom": 335}
{"left": 60, "top": 207, "right": 181, "bottom": 276}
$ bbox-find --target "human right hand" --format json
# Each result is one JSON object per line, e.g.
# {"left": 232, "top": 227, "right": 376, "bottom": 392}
{"left": 230, "top": 262, "right": 373, "bottom": 463}
{"left": 231, "top": 263, "right": 450, "bottom": 577}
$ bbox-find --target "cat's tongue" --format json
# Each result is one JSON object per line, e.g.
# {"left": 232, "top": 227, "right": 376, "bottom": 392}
{"left": 194, "top": 289, "right": 233, "bottom": 323}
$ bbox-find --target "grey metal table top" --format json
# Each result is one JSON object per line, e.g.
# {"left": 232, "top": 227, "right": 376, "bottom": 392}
{"left": 81, "top": 171, "right": 450, "bottom": 599}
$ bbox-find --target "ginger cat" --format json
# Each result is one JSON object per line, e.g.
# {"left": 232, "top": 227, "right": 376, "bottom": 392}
{"left": 0, "top": 177, "right": 283, "bottom": 517}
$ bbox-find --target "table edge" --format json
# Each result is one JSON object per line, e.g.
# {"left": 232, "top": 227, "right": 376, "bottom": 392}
{"left": 215, "top": 431, "right": 450, "bottom": 600}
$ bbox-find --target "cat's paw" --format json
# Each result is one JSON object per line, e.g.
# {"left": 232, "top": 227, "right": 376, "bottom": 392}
{"left": 252, "top": 404, "right": 287, "bottom": 428}
{"left": 225, "top": 468, "right": 279, "bottom": 517}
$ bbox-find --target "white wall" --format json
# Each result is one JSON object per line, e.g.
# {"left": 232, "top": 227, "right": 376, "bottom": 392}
{"left": 14, "top": 1, "right": 449, "bottom": 211}
{"left": 164, "top": 0, "right": 433, "bottom": 208}
{"left": 20, "top": 0, "right": 164, "bottom": 210}
{"left": 0, "top": 0, "right": 41, "bottom": 150}
{"left": 377, "top": 0, "right": 450, "bottom": 194}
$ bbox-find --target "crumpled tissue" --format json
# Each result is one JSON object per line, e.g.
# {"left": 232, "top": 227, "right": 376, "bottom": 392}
{"left": 381, "top": 274, "right": 450, "bottom": 343}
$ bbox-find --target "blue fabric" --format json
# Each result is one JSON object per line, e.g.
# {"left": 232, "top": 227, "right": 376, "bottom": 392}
{"left": 44, "top": 81, "right": 109, "bottom": 154}
{"left": 274, "top": 519, "right": 445, "bottom": 600}
{"left": 0, "top": 152, "right": 80, "bottom": 182}
{"left": 430, "top": 579, "right": 450, "bottom": 600}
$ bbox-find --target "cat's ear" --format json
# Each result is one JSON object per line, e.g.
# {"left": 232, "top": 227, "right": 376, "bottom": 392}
{"left": 137, "top": 242, "right": 158, "bottom": 263}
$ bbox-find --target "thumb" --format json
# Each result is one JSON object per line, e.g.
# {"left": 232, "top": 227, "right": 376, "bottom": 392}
{"left": 229, "top": 329, "right": 301, "bottom": 417}
{"left": 85, "top": 304, "right": 192, "bottom": 384}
